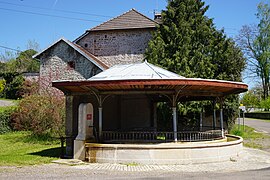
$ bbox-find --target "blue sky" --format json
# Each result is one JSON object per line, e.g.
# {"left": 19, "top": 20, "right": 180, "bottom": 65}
{"left": 0, "top": 0, "right": 264, "bottom": 86}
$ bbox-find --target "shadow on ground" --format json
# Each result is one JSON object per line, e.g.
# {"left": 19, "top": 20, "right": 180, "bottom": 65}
{"left": 30, "top": 147, "right": 63, "bottom": 158}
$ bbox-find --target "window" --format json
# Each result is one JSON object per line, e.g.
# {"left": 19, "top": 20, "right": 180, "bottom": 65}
{"left": 84, "top": 43, "right": 88, "bottom": 48}
{"left": 67, "top": 61, "right": 75, "bottom": 70}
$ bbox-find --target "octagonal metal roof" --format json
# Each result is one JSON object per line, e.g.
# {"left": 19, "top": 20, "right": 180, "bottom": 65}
{"left": 89, "top": 61, "right": 185, "bottom": 81}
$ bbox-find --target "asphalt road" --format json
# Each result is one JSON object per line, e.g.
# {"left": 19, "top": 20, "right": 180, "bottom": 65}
{"left": 238, "top": 118, "right": 270, "bottom": 134}
{"left": 0, "top": 100, "right": 14, "bottom": 107}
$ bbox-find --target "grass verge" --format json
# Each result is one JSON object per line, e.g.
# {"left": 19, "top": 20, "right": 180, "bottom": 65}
{"left": 230, "top": 124, "right": 270, "bottom": 150}
{"left": 0, "top": 131, "right": 61, "bottom": 166}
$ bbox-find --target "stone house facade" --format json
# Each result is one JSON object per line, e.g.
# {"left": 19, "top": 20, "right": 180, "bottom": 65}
{"left": 34, "top": 9, "right": 158, "bottom": 94}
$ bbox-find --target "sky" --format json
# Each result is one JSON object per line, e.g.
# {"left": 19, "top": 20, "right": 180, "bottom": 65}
{"left": 0, "top": 0, "right": 265, "bottom": 86}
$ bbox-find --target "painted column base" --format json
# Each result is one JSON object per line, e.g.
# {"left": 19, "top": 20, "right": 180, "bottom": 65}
{"left": 74, "top": 139, "right": 86, "bottom": 160}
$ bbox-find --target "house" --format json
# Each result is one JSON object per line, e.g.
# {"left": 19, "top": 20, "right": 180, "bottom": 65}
{"left": 34, "top": 9, "right": 159, "bottom": 94}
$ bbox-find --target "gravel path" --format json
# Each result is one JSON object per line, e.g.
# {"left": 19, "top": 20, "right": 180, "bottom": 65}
{"left": 0, "top": 148, "right": 270, "bottom": 179}
{"left": 0, "top": 100, "right": 15, "bottom": 107}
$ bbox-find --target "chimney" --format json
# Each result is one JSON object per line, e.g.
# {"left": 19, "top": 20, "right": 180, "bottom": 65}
{"left": 154, "top": 12, "right": 162, "bottom": 24}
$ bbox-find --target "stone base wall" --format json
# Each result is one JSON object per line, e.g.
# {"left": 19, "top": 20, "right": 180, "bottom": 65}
{"left": 85, "top": 135, "right": 243, "bottom": 164}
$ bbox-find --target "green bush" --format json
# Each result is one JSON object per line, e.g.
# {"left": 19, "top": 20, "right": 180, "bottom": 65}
{"left": 11, "top": 94, "right": 65, "bottom": 137}
{"left": 0, "top": 79, "right": 5, "bottom": 94}
{"left": 0, "top": 72, "right": 25, "bottom": 99}
{"left": 260, "top": 97, "right": 270, "bottom": 110}
{"left": 0, "top": 106, "right": 16, "bottom": 134}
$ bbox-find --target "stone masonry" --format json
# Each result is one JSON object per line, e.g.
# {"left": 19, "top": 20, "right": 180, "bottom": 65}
{"left": 38, "top": 40, "right": 102, "bottom": 94}
{"left": 76, "top": 29, "right": 153, "bottom": 67}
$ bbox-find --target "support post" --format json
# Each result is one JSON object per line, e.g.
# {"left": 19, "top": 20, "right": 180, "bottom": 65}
{"left": 200, "top": 109, "right": 203, "bottom": 131}
{"left": 213, "top": 100, "right": 216, "bottom": 130}
{"left": 219, "top": 99, "right": 224, "bottom": 138}
{"left": 98, "top": 107, "right": 103, "bottom": 140}
{"left": 172, "top": 107, "right": 177, "bottom": 142}
{"left": 65, "top": 95, "right": 74, "bottom": 158}
{"left": 172, "top": 95, "right": 178, "bottom": 142}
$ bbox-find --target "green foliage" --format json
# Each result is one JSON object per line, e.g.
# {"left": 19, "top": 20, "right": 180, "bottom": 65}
{"left": 146, "top": 0, "right": 245, "bottom": 80}
{"left": 3, "top": 49, "right": 39, "bottom": 73}
{"left": 1, "top": 49, "right": 39, "bottom": 74}
{"left": 156, "top": 102, "right": 172, "bottom": 131}
{"left": 0, "top": 131, "right": 60, "bottom": 166}
{"left": 15, "top": 49, "right": 39, "bottom": 73}
{"left": 0, "top": 72, "right": 25, "bottom": 99}
{"left": 145, "top": 0, "right": 245, "bottom": 129}
{"left": 241, "top": 91, "right": 260, "bottom": 112}
{"left": 230, "top": 124, "right": 267, "bottom": 139}
{"left": 0, "top": 79, "right": 5, "bottom": 94}
{"left": 11, "top": 94, "right": 65, "bottom": 137}
{"left": 0, "top": 106, "right": 16, "bottom": 134}
{"left": 237, "top": 2, "right": 270, "bottom": 99}
{"left": 260, "top": 97, "right": 270, "bottom": 110}
{"left": 5, "top": 75, "right": 24, "bottom": 99}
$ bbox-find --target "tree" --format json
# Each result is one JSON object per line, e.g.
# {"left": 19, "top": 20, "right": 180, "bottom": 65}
{"left": 241, "top": 90, "right": 260, "bottom": 112}
{"left": 236, "top": 2, "right": 270, "bottom": 100}
{"left": 15, "top": 49, "right": 39, "bottom": 73}
{"left": 145, "top": 0, "right": 246, "bottom": 129}
{"left": 146, "top": 0, "right": 244, "bottom": 80}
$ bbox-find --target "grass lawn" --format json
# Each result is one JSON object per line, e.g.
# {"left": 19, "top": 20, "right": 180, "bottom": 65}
{"left": 230, "top": 124, "right": 270, "bottom": 150}
{"left": 0, "top": 131, "right": 61, "bottom": 166}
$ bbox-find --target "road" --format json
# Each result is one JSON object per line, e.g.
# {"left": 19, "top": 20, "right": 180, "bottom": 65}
{"left": 238, "top": 117, "right": 270, "bottom": 134}
{"left": 0, "top": 99, "right": 15, "bottom": 107}
{"left": 0, "top": 164, "right": 270, "bottom": 180}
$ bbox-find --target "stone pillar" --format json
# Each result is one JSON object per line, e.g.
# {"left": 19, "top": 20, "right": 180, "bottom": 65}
{"left": 65, "top": 95, "right": 74, "bottom": 157}
{"left": 74, "top": 103, "right": 94, "bottom": 160}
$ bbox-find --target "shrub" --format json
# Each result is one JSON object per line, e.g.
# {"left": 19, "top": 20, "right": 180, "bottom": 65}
{"left": 0, "top": 79, "right": 5, "bottom": 94}
{"left": 0, "top": 106, "right": 16, "bottom": 134}
{"left": 11, "top": 94, "right": 65, "bottom": 137}
{"left": 0, "top": 72, "right": 25, "bottom": 99}
{"left": 260, "top": 97, "right": 270, "bottom": 110}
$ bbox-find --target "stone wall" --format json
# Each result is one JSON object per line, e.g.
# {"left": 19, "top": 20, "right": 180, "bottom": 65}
{"left": 76, "top": 29, "right": 153, "bottom": 67}
{"left": 39, "top": 41, "right": 102, "bottom": 94}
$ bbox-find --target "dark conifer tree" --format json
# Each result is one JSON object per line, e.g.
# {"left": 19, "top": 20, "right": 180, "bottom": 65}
{"left": 145, "top": 0, "right": 246, "bottom": 130}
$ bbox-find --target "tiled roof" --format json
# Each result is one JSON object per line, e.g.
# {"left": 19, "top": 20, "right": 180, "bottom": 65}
{"left": 88, "top": 9, "right": 158, "bottom": 32}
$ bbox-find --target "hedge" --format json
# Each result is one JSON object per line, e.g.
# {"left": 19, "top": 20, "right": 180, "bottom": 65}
{"left": 0, "top": 106, "right": 16, "bottom": 134}
{"left": 244, "top": 112, "right": 270, "bottom": 120}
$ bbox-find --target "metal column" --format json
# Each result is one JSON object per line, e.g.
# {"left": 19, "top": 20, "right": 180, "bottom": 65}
{"left": 172, "top": 107, "right": 177, "bottom": 142}
{"left": 219, "top": 99, "right": 224, "bottom": 138}
{"left": 213, "top": 100, "right": 216, "bottom": 130}
{"left": 172, "top": 95, "right": 178, "bottom": 142}
{"left": 98, "top": 107, "right": 103, "bottom": 140}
